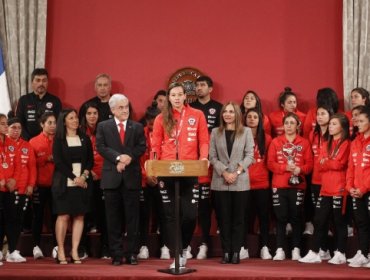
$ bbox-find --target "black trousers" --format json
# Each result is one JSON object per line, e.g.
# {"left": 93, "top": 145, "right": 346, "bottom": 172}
{"left": 312, "top": 196, "right": 347, "bottom": 253}
{"left": 352, "top": 192, "right": 370, "bottom": 255}
{"left": 273, "top": 188, "right": 304, "bottom": 249}
{"left": 246, "top": 188, "right": 271, "bottom": 247}
{"left": 104, "top": 185, "right": 140, "bottom": 258}
{"left": 197, "top": 183, "right": 212, "bottom": 246}
{"left": 0, "top": 192, "right": 27, "bottom": 252}
{"left": 305, "top": 184, "right": 321, "bottom": 222}
{"left": 213, "top": 190, "right": 248, "bottom": 254}
{"left": 158, "top": 177, "right": 198, "bottom": 254}
{"left": 32, "top": 187, "right": 56, "bottom": 247}
{"left": 139, "top": 185, "right": 164, "bottom": 246}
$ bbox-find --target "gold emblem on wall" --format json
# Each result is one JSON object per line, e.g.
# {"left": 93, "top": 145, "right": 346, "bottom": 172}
{"left": 168, "top": 67, "right": 203, "bottom": 104}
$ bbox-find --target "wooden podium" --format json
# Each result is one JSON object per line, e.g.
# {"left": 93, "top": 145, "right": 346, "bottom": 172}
{"left": 146, "top": 160, "right": 208, "bottom": 275}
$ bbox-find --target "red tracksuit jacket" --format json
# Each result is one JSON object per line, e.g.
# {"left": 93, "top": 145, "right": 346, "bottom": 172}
{"left": 14, "top": 138, "right": 36, "bottom": 194}
{"left": 309, "top": 130, "right": 327, "bottom": 185}
{"left": 346, "top": 134, "right": 370, "bottom": 195}
{"left": 267, "top": 134, "right": 313, "bottom": 189}
{"left": 319, "top": 139, "right": 350, "bottom": 196}
{"left": 151, "top": 105, "right": 209, "bottom": 160}
{"left": 250, "top": 133, "right": 272, "bottom": 189}
{"left": 29, "top": 132, "right": 55, "bottom": 187}
{"left": 0, "top": 136, "right": 21, "bottom": 193}
{"left": 269, "top": 109, "right": 306, "bottom": 138}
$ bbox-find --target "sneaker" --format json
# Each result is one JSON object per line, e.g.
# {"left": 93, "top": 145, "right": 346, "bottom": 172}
{"left": 169, "top": 255, "right": 186, "bottom": 269}
{"left": 319, "top": 249, "right": 331, "bottom": 260}
{"left": 196, "top": 244, "right": 207, "bottom": 260}
{"left": 328, "top": 251, "right": 346, "bottom": 265}
{"left": 299, "top": 250, "right": 321, "bottom": 263}
{"left": 347, "top": 250, "right": 361, "bottom": 263}
{"left": 89, "top": 227, "right": 97, "bottom": 234}
{"left": 52, "top": 246, "right": 58, "bottom": 259}
{"left": 239, "top": 247, "right": 249, "bottom": 260}
{"left": 291, "top": 247, "right": 301, "bottom": 260}
{"left": 303, "top": 222, "right": 314, "bottom": 235}
{"left": 349, "top": 253, "right": 369, "bottom": 268}
{"left": 260, "top": 246, "right": 272, "bottom": 260}
{"left": 33, "top": 246, "right": 44, "bottom": 259}
{"left": 347, "top": 226, "right": 354, "bottom": 237}
{"left": 137, "top": 246, "right": 149, "bottom": 259}
{"left": 184, "top": 246, "right": 193, "bottom": 259}
{"left": 286, "top": 223, "right": 292, "bottom": 235}
{"left": 160, "top": 245, "right": 170, "bottom": 260}
{"left": 79, "top": 251, "right": 88, "bottom": 260}
{"left": 273, "top": 248, "right": 285, "bottom": 261}
{"left": 6, "top": 250, "right": 26, "bottom": 263}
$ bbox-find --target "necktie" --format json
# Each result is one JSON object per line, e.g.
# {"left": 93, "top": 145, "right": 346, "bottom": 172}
{"left": 118, "top": 122, "right": 125, "bottom": 144}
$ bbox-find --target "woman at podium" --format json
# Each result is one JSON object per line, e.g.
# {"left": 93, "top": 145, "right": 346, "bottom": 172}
{"left": 209, "top": 101, "right": 254, "bottom": 264}
{"left": 151, "top": 82, "right": 209, "bottom": 269}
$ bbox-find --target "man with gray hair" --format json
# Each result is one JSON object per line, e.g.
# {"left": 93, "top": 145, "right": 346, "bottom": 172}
{"left": 79, "top": 73, "right": 113, "bottom": 122}
{"left": 96, "top": 93, "right": 146, "bottom": 266}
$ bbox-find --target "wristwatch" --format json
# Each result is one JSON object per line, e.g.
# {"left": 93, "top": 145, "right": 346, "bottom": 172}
{"left": 116, "top": 156, "right": 121, "bottom": 163}
{"left": 236, "top": 170, "right": 242, "bottom": 175}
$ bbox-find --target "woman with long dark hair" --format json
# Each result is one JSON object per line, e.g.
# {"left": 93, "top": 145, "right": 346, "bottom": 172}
{"left": 300, "top": 113, "right": 350, "bottom": 265}
{"left": 52, "top": 109, "right": 93, "bottom": 264}
{"left": 240, "top": 90, "right": 271, "bottom": 135}
{"left": 244, "top": 108, "right": 272, "bottom": 259}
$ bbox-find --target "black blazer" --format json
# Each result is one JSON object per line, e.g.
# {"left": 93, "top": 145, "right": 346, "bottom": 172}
{"left": 96, "top": 119, "right": 146, "bottom": 190}
{"left": 52, "top": 133, "right": 94, "bottom": 196}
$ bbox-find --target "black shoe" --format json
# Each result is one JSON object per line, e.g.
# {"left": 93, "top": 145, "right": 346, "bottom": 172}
{"left": 221, "top": 253, "right": 230, "bottom": 264}
{"left": 126, "top": 254, "right": 138, "bottom": 265}
{"left": 112, "top": 257, "right": 123, "bottom": 266}
{"left": 231, "top": 252, "right": 240, "bottom": 264}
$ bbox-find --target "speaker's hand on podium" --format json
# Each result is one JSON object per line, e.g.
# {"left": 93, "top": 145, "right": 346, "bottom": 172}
{"left": 200, "top": 158, "right": 210, "bottom": 168}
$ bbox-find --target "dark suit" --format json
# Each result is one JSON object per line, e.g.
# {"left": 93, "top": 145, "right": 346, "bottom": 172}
{"left": 96, "top": 118, "right": 146, "bottom": 259}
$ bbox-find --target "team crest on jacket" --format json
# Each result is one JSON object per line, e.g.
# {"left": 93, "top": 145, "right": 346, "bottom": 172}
{"left": 21, "top": 148, "right": 28, "bottom": 154}
{"left": 209, "top": 108, "right": 216, "bottom": 115}
{"left": 46, "top": 102, "right": 53, "bottom": 109}
{"left": 366, "top": 145, "right": 370, "bottom": 151}
{"left": 188, "top": 118, "right": 196, "bottom": 126}
{"left": 296, "top": 145, "right": 302, "bottom": 152}
{"left": 159, "top": 181, "right": 165, "bottom": 189}
{"left": 8, "top": 145, "right": 15, "bottom": 152}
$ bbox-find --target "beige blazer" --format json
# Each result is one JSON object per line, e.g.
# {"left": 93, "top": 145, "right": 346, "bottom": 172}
{"left": 209, "top": 127, "right": 254, "bottom": 191}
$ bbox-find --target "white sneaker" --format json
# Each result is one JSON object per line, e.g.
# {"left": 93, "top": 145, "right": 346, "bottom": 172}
{"left": 160, "top": 245, "right": 170, "bottom": 260}
{"left": 347, "top": 250, "right": 361, "bottom": 263}
{"left": 273, "top": 248, "right": 285, "bottom": 261}
{"left": 6, "top": 250, "right": 26, "bottom": 263}
{"left": 196, "top": 244, "right": 207, "bottom": 260}
{"left": 260, "top": 246, "right": 272, "bottom": 260}
{"left": 303, "top": 222, "right": 314, "bottom": 235}
{"left": 286, "top": 223, "right": 292, "bottom": 235}
{"left": 347, "top": 226, "right": 354, "bottom": 237}
{"left": 291, "top": 247, "right": 301, "bottom": 260}
{"left": 79, "top": 251, "right": 88, "bottom": 260}
{"left": 328, "top": 251, "right": 346, "bottom": 265}
{"left": 137, "top": 246, "right": 149, "bottom": 259}
{"left": 184, "top": 246, "right": 193, "bottom": 259}
{"left": 239, "top": 247, "right": 249, "bottom": 260}
{"left": 33, "top": 246, "right": 44, "bottom": 259}
{"left": 348, "top": 254, "right": 369, "bottom": 268}
{"left": 52, "top": 246, "right": 58, "bottom": 259}
{"left": 299, "top": 250, "right": 321, "bottom": 263}
{"left": 319, "top": 249, "right": 331, "bottom": 260}
{"left": 169, "top": 255, "right": 186, "bottom": 269}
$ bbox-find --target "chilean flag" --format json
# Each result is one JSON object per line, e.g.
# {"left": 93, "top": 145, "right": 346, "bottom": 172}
{"left": 0, "top": 45, "right": 11, "bottom": 114}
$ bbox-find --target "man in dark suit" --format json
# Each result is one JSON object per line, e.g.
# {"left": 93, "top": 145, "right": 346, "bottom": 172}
{"left": 96, "top": 93, "right": 146, "bottom": 266}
